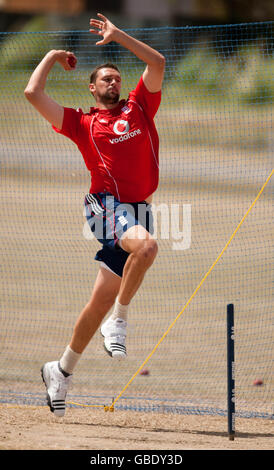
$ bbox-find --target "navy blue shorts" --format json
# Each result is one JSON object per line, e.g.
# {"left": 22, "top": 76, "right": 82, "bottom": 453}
{"left": 84, "top": 192, "right": 154, "bottom": 277}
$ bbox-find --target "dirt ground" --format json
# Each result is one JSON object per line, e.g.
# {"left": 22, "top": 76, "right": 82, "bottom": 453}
{"left": 0, "top": 404, "right": 273, "bottom": 451}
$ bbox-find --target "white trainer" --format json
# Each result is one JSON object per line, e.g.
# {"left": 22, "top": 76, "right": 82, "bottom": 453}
{"left": 41, "top": 361, "right": 71, "bottom": 417}
{"left": 100, "top": 317, "right": 127, "bottom": 360}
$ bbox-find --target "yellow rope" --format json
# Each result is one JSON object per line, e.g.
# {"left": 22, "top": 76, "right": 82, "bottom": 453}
{"left": 107, "top": 169, "right": 273, "bottom": 411}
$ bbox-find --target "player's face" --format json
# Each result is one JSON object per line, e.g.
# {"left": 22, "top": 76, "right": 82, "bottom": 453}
{"left": 90, "top": 68, "right": 121, "bottom": 105}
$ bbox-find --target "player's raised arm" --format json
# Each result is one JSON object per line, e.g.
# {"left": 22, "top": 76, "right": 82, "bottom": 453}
{"left": 24, "top": 50, "right": 77, "bottom": 130}
{"left": 89, "top": 13, "right": 165, "bottom": 92}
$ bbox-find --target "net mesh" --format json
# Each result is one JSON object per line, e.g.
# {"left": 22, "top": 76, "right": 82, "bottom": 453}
{"left": 0, "top": 22, "right": 273, "bottom": 417}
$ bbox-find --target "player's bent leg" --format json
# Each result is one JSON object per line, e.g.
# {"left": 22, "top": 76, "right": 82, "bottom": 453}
{"left": 101, "top": 226, "right": 158, "bottom": 360}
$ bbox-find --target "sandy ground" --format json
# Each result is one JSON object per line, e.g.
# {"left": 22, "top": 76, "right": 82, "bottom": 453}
{"left": 0, "top": 404, "right": 273, "bottom": 452}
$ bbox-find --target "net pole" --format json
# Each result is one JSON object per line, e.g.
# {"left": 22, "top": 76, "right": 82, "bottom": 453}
{"left": 227, "top": 303, "right": 235, "bottom": 440}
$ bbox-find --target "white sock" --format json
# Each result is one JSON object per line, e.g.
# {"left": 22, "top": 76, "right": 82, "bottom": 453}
{"left": 110, "top": 298, "right": 129, "bottom": 322}
{"left": 59, "top": 345, "right": 81, "bottom": 375}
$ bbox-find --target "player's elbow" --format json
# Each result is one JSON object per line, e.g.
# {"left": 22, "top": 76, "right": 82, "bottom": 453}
{"left": 24, "top": 86, "right": 40, "bottom": 104}
{"left": 159, "top": 54, "right": 166, "bottom": 65}
{"left": 156, "top": 54, "right": 165, "bottom": 70}
{"left": 24, "top": 86, "right": 35, "bottom": 101}
{"left": 149, "top": 53, "right": 165, "bottom": 71}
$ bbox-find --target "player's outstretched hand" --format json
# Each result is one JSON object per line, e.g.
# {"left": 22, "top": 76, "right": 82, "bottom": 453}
{"left": 55, "top": 50, "right": 77, "bottom": 70}
{"left": 89, "top": 13, "right": 120, "bottom": 45}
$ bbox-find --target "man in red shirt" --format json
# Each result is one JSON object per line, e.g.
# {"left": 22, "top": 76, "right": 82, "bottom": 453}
{"left": 25, "top": 13, "right": 165, "bottom": 416}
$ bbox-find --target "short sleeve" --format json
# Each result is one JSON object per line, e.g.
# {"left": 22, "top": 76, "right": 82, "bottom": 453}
{"left": 129, "top": 75, "right": 161, "bottom": 119}
{"left": 52, "top": 107, "right": 83, "bottom": 144}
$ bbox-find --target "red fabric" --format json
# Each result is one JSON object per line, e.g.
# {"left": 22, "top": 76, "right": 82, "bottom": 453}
{"left": 53, "top": 75, "right": 161, "bottom": 202}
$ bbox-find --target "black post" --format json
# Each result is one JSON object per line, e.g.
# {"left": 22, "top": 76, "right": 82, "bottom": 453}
{"left": 227, "top": 303, "right": 235, "bottom": 440}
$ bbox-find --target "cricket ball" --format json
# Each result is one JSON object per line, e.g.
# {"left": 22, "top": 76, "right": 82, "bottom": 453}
{"left": 67, "top": 56, "right": 76, "bottom": 68}
{"left": 140, "top": 369, "right": 150, "bottom": 376}
{"left": 253, "top": 378, "right": 263, "bottom": 386}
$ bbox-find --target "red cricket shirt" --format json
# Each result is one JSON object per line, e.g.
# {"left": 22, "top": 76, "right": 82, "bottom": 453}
{"left": 52, "top": 75, "right": 161, "bottom": 202}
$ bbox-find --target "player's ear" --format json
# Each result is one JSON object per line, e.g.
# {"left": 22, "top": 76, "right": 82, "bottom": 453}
{"left": 89, "top": 83, "right": 96, "bottom": 96}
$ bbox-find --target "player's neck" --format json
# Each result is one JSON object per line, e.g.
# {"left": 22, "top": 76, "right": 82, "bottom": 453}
{"left": 95, "top": 101, "right": 120, "bottom": 111}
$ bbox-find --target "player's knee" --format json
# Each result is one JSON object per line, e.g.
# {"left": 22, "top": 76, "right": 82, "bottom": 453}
{"left": 137, "top": 239, "right": 158, "bottom": 266}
